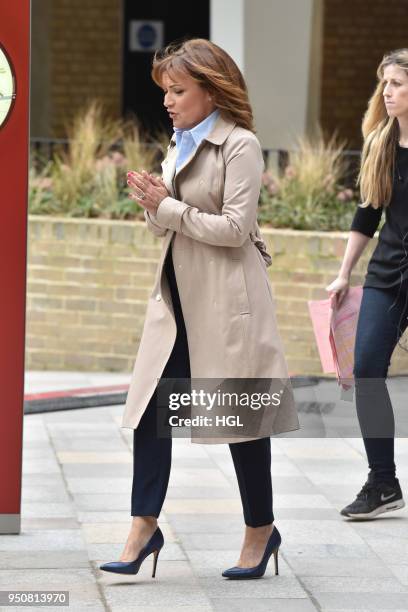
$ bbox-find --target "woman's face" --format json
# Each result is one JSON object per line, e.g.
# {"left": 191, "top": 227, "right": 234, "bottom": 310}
{"left": 383, "top": 64, "right": 408, "bottom": 119}
{"left": 161, "top": 71, "right": 216, "bottom": 130}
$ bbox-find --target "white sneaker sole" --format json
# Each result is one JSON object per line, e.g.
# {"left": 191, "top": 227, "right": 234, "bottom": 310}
{"left": 344, "top": 498, "right": 405, "bottom": 519}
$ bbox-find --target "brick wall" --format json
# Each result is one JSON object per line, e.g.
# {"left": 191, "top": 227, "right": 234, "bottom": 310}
{"left": 36, "top": 0, "right": 406, "bottom": 145}
{"left": 50, "top": 0, "right": 122, "bottom": 137}
{"left": 321, "top": 0, "right": 408, "bottom": 149}
{"left": 26, "top": 217, "right": 408, "bottom": 376}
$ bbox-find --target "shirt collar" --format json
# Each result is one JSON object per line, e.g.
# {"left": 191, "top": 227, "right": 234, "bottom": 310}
{"left": 173, "top": 109, "right": 220, "bottom": 148}
{"left": 170, "top": 112, "right": 236, "bottom": 150}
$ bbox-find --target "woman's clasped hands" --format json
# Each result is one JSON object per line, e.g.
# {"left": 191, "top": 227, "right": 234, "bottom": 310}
{"left": 127, "top": 170, "right": 169, "bottom": 215}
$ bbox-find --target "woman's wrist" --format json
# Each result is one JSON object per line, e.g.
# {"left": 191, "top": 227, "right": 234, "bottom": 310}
{"left": 338, "top": 267, "right": 351, "bottom": 281}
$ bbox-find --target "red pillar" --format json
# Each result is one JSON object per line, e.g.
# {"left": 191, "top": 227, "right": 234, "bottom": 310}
{"left": 0, "top": 0, "right": 31, "bottom": 533}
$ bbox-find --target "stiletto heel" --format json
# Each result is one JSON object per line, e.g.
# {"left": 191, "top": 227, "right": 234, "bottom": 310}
{"left": 273, "top": 549, "right": 279, "bottom": 575}
{"left": 152, "top": 549, "right": 160, "bottom": 578}
{"left": 222, "top": 526, "right": 282, "bottom": 579}
{"left": 100, "top": 526, "right": 164, "bottom": 576}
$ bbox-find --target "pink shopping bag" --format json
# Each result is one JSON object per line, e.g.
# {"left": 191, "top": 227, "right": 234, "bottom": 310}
{"left": 308, "top": 286, "right": 363, "bottom": 385}
{"left": 307, "top": 298, "right": 336, "bottom": 373}
{"left": 330, "top": 286, "right": 363, "bottom": 384}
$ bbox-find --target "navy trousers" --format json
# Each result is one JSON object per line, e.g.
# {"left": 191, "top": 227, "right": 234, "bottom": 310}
{"left": 131, "top": 247, "right": 274, "bottom": 527}
{"left": 354, "top": 281, "right": 408, "bottom": 483}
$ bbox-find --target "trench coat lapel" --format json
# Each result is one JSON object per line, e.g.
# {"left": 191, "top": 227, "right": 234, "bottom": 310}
{"left": 173, "top": 115, "right": 237, "bottom": 181}
{"left": 161, "top": 139, "right": 177, "bottom": 196}
{"left": 161, "top": 115, "right": 237, "bottom": 196}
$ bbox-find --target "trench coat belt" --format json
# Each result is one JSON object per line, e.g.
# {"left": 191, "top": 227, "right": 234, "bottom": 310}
{"left": 249, "top": 231, "right": 272, "bottom": 267}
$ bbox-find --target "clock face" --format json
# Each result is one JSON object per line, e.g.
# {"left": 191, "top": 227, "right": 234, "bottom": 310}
{"left": 0, "top": 45, "right": 16, "bottom": 129}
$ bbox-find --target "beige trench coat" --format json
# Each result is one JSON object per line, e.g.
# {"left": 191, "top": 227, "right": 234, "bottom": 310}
{"left": 122, "top": 113, "right": 299, "bottom": 442}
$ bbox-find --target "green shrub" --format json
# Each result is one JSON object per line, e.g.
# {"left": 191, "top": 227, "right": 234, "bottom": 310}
{"left": 29, "top": 106, "right": 359, "bottom": 230}
{"left": 29, "top": 101, "right": 165, "bottom": 220}
{"left": 259, "top": 134, "right": 358, "bottom": 231}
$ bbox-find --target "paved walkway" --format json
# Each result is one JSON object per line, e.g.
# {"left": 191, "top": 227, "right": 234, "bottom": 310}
{"left": 1, "top": 373, "right": 408, "bottom": 611}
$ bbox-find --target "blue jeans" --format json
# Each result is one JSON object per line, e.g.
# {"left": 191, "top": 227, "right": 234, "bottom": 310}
{"left": 354, "top": 282, "right": 408, "bottom": 482}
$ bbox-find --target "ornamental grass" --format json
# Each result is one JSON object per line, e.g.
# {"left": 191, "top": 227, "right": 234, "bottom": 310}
{"left": 259, "top": 133, "right": 359, "bottom": 231}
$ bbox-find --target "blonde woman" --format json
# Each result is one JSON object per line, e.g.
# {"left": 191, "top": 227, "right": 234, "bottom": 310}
{"left": 100, "top": 39, "right": 298, "bottom": 579}
{"left": 327, "top": 49, "right": 408, "bottom": 519}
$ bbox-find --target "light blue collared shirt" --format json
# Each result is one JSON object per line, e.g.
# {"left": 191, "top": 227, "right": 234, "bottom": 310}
{"left": 174, "top": 109, "right": 219, "bottom": 172}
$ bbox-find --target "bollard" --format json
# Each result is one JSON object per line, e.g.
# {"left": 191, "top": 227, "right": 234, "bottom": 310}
{"left": 0, "top": 0, "right": 30, "bottom": 534}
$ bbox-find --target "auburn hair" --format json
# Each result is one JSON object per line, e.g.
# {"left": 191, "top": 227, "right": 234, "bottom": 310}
{"left": 151, "top": 38, "right": 255, "bottom": 132}
{"left": 358, "top": 48, "right": 408, "bottom": 208}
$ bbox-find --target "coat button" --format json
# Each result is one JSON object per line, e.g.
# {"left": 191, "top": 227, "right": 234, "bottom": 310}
{"left": 155, "top": 294, "right": 162, "bottom": 301}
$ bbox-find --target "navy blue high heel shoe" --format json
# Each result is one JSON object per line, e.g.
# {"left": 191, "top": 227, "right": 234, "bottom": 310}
{"left": 222, "top": 525, "right": 281, "bottom": 579}
{"left": 99, "top": 526, "right": 164, "bottom": 577}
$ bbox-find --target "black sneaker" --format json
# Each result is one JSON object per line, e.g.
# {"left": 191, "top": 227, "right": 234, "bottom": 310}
{"left": 341, "top": 479, "right": 405, "bottom": 519}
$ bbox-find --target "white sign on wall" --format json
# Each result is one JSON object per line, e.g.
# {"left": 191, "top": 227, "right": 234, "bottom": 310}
{"left": 129, "top": 21, "right": 164, "bottom": 52}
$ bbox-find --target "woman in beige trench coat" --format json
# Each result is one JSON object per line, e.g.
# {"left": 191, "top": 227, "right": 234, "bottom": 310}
{"left": 100, "top": 39, "right": 299, "bottom": 581}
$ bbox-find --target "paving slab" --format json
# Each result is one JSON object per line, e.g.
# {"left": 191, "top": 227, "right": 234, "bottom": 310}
{"left": 198, "top": 575, "right": 307, "bottom": 598}
{"left": 312, "top": 592, "right": 408, "bottom": 610}
{"left": 1, "top": 372, "right": 407, "bottom": 612}
{"left": 0, "top": 568, "right": 103, "bottom": 609}
{"left": 301, "top": 576, "right": 408, "bottom": 594}
{"left": 0, "top": 530, "right": 84, "bottom": 552}
{"left": 210, "top": 599, "right": 317, "bottom": 611}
